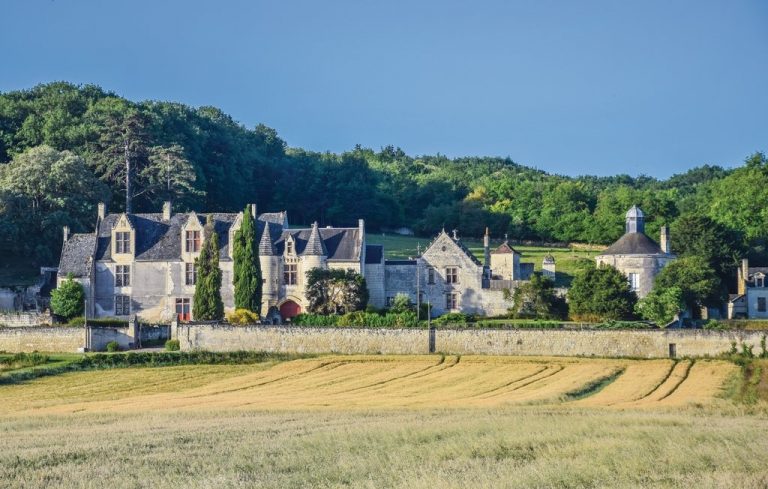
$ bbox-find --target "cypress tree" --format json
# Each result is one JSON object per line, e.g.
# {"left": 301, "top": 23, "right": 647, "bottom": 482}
{"left": 233, "top": 206, "right": 262, "bottom": 314}
{"left": 193, "top": 215, "right": 224, "bottom": 320}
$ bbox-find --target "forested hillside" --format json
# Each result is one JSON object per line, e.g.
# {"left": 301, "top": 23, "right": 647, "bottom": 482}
{"left": 1, "top": 82, "right": 766, "bottom": 275}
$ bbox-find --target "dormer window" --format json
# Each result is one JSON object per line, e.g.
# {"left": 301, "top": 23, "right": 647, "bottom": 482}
{"left": 286, "top": 238, "right": 294, "bottom": 255}
{"left": 756, "top": 275, "right": 765, "bottom": 288}
{"left": 115, "top": 232, "right": 131, "bottom": 254}
{"left": 185, "top": 230, "right": 201, "bottom": 253}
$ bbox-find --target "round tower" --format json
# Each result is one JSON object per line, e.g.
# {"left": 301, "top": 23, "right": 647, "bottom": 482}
{"left": 258, "top": 223, "right": 279, "bottom": 313}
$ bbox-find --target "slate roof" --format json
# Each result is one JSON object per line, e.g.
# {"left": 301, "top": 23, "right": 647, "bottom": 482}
{"left": 89, "top": 212, "right": 284, "bottom": 262}
{"left": 59, "top": 233, "right": 96, "bottom": 277}
{"left": 365, "top": 244, "right": 383, "bottom": 264}
{"left": 303, "top": 222, "right": 328, "bottom": 256}
{"left": 259, "top": 222, "right": 277, "bottom": 256}
{"left": 748, "top": 267, "right": 768, "bottom": 276}
{"left": 598, "top": 232, "right": 664, "bottom": 256}
{"left": 492, "top": 241, "right": 520, "bottom": 255}
{"left": 274, "top": 227, "right": 362, "bottom": 261}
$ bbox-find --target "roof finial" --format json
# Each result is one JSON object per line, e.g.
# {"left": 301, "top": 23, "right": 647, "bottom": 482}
{"left": 504, "top": 233, "right": 508, "bottom": 241}
{"left": 485, "top": 227, "right": 489, "bottom": 237}
{"left": 452, "top": 229, "right": 458, "bottom": 240}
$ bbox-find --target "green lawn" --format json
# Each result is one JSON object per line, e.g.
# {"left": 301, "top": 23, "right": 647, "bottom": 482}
{"left": 366, "top": 233, "right": 602, "bottom": 286}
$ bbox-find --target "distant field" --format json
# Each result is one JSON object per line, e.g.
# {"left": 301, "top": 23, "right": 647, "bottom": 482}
{"left": 367, "top": 233, "right": 602, "bottom": 286}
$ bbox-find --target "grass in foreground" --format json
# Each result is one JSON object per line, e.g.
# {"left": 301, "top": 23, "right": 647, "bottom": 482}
{"left": 1, "top": 407, "right": 767, "bottom": 488}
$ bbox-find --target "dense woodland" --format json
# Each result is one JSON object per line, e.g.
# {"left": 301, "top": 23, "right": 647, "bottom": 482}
{"left": 1, "top": 82, "right": 766, "bottom": 282}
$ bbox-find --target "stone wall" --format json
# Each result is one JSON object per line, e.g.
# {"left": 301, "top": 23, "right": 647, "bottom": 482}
{"left": 0, "top": 312, "right": 53, "bottom": 327}
{"left": 89, "top": 326, "right": 134, "bottom": 351}
{"left": 435, "top": 329, "right": 766, "bottom": 358}
{"left": 0, "top": 327, "right": 84, "bottom": 352}
{"left": 178, "top": 324, "right": 767, "bottom": 359}
{"left": 178, "top": 324, "right": 428, "bottom": 355}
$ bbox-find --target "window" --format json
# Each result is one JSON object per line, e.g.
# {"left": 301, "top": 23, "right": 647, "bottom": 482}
{"left": 445, "top": 292, "right": 458, "bottom": 310}
{"left": 115, "top": 295, "right": 130, "bottom": 316}
{"left": 286, "top": 240, "right": 294, "bottom": 255}
{"left": 284, "top": 264, "right": 298, "bottom": 285}
{"left": 115, "top": 265, "right": 130, "bottom": 287}
{"left": 175, "top": 298, "right": 191, "bottom": 321}
{"left": 386, "top": 296, "right": 394, "bottom": 307}
{"left": 628, "top": 273, "right": 639, "bottom": 291}
{"left": 427, "top": 268, "right": 435, "bottom": 285}
{"left": 445, "top": 267, "right": 458, "bottom": 284}
{"left": 185, "top": 230, "right": 201, "bottom": 252}
{"left": 758, "top": 297, "right": 766, "bottom": 313}
{"left": 115, "top": 232, "right": 131, "bottom": 254}
{"left": 185, "top": 263, "right": 196, "bottom": 286}
{"left": 757, "top": 276, "right": 765, "bottom": 288}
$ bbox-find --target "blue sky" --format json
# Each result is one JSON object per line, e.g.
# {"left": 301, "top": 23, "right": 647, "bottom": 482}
{"left": 2, "top": 0, "right": 766, "bottom": 177}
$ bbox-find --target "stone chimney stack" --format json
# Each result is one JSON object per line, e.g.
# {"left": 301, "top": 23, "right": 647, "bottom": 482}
{"left": 97, "top": 202, "right": 106, "bottom": 220}
{"left": 162, "top": 201, "right": 172, "bottom": 221}
{"left": 738, "top": 258, "right": 749, "bottom": 295}
{"left": 358, "top": 219, "right": 365, "bottom": 242}
{"left": 63, "top": 226, "right": 69, "bottom": 243}
{"left": 660, "top": 225, "right": 670, "bottom": 254}
{"left": 250, "top": 204, "right": 257, "bottom": 219}
{"left": 483, "top": 227, "right": 491, "bottom": 267}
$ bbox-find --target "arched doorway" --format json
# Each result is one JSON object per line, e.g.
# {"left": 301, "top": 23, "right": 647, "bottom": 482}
{"left": 279, "top": 300, "right": 301, "bottom": 320}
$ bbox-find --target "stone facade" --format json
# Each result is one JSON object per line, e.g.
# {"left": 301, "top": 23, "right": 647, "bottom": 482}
{"left": 59, "top": 203, "right": 537, "bottom": 322}
{"left": 595, "top": 206, "right": 675, "bottom": 298}
{"left": 729, "top": 259, "right": 768, "bottom": 319}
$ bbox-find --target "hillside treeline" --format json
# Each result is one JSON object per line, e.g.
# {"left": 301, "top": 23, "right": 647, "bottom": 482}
{"left": 1, "top": 82, "right": 767, "bottom": 270}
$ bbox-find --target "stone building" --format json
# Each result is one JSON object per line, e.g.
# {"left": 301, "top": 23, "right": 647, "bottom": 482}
{"left": 58, "top": 202, "right": 374, "bottom": 323}
{"left": 728, "top": 259, "right": 768, "bottom": 319}
{"left": 59, "top": 203, "right": 547, "bottom": 322}
{"left": 595, "top": 205, "right": 675, "bottom": 298}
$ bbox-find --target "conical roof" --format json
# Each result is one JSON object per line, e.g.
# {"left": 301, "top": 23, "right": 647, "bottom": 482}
{"left": 626, "top": 205, "right": 644, "bottom": 219}
{"left": 303, "top": 221, "right": 327, "bottom": 256}
{"left": 259, "top": 223, "right": 277, "bottom": 256}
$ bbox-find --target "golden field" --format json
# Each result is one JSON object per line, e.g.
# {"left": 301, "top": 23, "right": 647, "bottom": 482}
{"left": 1, "top": 355, "right": 767, "bottom": 488}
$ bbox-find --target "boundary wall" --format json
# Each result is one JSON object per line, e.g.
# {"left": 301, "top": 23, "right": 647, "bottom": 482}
{"left": 178, "top": 324, "right": 767, "bottom": 359}
{"left": 0, "top": 327, "right": 84, "bottom": 352}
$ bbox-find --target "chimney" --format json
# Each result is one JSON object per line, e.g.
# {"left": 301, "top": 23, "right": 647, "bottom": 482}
{"left": 358, "top": 219, "right": 365, "bottom": 241}
{"left": 483, "top": 227, "right": 491, "bottom": 267}
{"left": 660, "top": 225, "right": 670, "bottom": 254}
{"left": 452, "top": 229, "right": 458, "bottom": 240}
{"left": 162, "top": 201, "right": 172, "bottom": 221}
{"left": 97, "top": 202, "right": 106, "bottom": 220}
{"left": 250, "top": 204, "right": 257, "bottom": 219}
{"left": 63, "top": 226, "right": 69, "bottom": 243}
{"left": 738, "top": 258, "right": 749, "bottom": 295}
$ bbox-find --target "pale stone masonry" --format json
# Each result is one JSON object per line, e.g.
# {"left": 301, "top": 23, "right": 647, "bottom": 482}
{"left": 58, "top": 202, "right": 550, "bottom": 322}
{"left": 595, "top": 205, "right": 675, "bottom": 298}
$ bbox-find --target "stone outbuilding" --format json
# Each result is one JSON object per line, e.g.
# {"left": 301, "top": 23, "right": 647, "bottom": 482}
{"left": 595, "top": 205, "right": 675, "bottom": 298}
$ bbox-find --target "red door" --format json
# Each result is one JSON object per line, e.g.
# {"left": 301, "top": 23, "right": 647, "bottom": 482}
{"left": 279, "top": 300, "right": 301, "bottom": 319}
{"left": 176, "top": 298, "right": 191, "bottom": 322}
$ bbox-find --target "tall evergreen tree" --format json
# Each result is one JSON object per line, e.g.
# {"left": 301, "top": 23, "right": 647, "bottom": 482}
{"left": 193, "top": 216, "right": 224, "bottom": 320}
{"left": 233, "top": 206, "right": 262, "bottom": 314}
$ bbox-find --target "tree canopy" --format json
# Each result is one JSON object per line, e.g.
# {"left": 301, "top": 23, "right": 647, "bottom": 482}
{"left": 568, "top": 264, "right": 638, "bottom": 321}
{"left": 2, "top": 82, "right": 767, "bottom": 281}
{"left": 306, "top": 268, "right": 369, "bottom": 315}
{"left": 193, "top": 217, "right": 224, "bottom": 321}
{"left": 232, "top": 207, "right": 262, "bottom": 314}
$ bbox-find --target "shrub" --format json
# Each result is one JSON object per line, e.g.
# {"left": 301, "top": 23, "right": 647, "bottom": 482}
{"left": 50, "top": 274, "right": 85, "bottom": 320}
{"left": 105, "top": 341, "right": 120, "bottom": 352}
{"left": 67, "top": 317, "right": 129, "bottom": 328}
{"left": 432, "top": 312, "right": 471, "bottom": 326}
{"left": 703, "top": 320, "right": 730, "bottom": 331}
{"left": 226, "top": 309, "right": 260, "bottom": 325}
{"left": 165, "top": 339, "right": 180, "bottom": 351}
{"left": 389, "top": 293, "right": 413, "bottom": 314}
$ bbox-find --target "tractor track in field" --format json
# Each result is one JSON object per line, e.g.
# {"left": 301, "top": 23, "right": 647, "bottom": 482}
{"left": 182, "top": 360, "right": 346, "bottom": 398}
{"left": 331, "top": 355, "right": 451, "bottom": 394}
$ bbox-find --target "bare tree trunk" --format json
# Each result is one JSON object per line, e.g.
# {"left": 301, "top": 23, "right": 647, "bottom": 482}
{"left": 125, "top": 140, "right": 132, "bottom": 213}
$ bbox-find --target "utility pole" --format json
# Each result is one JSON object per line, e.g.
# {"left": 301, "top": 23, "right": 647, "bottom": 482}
{"left": 416, "top": 243, "right": 421, "bottom": 321}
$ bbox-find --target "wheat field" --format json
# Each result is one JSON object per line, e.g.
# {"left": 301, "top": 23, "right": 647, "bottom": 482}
{"left": 1, "top": 355, "right": 767, "bottom": 488}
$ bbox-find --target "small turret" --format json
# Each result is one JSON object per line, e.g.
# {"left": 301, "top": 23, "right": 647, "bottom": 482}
{"left": 625, "top": 205, "right": 645, "bottom": 234}
{"left": 542, "top": 254, "right": 556, "bottom": 279}
{"left": 303, "top": 222, "right": 327, "bottom": 256}
{"left": 259, "top": 223, "right": 277, "bottom": 256}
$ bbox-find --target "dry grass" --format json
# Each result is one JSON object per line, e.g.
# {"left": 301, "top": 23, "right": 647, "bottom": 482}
{"left": 0, "top": 355, "right": 765, "bottom": 488}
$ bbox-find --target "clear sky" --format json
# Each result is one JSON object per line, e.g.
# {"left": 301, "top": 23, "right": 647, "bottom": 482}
{"left": 2, "top": 0, "right": 766, "bottom": 177}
